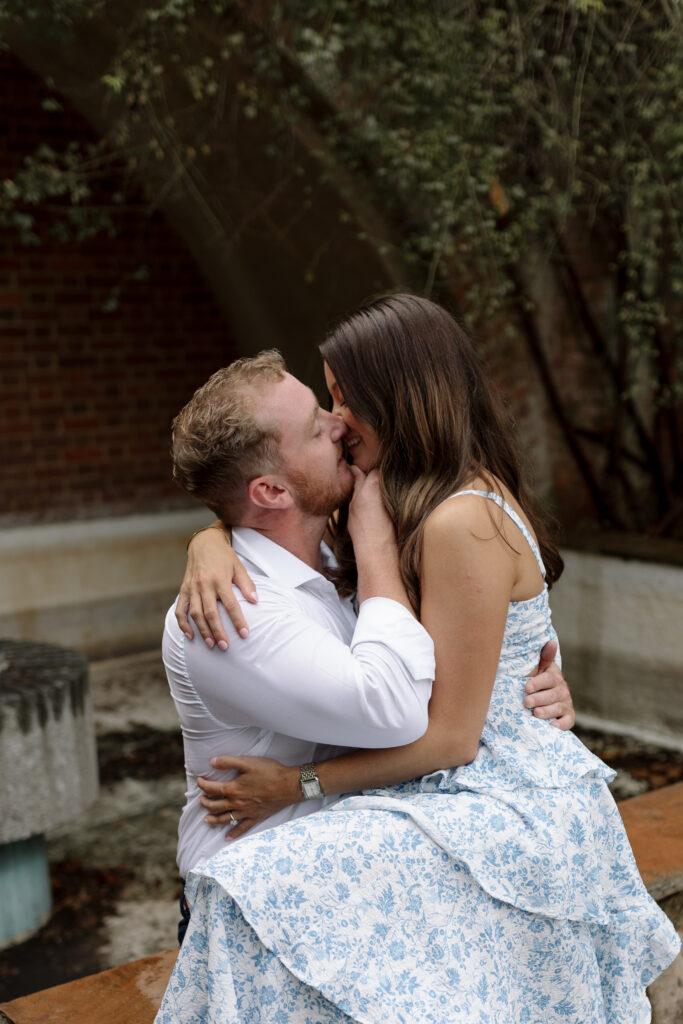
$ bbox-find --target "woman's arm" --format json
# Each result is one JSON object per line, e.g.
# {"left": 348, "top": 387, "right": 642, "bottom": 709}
{"left": 201, "top": 495, "right": 523, "bottom": 837}
{"left": 175, "top": 523, "right": 258, "bottom": 648}
{"left": 201, "top": 640, "right": 570, "bottom": 839}
{"left": 312, "top": 495, "right": 514, "bottom": 786}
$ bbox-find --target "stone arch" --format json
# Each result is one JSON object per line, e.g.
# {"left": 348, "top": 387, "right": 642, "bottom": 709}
{"left": 2, "top": 7, "right": 410, "bottom": 384}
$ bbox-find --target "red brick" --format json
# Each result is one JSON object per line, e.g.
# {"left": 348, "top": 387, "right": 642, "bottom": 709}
{"left": 0, "top": 52, "right": 237, "bottom": 523}
{"left": 62, "top": 442, "right": 103, "bottom": 459}
{"left": 62, "top": 417, "right": 100, "bottom": 430}
{"left": 0, "top": 288, "right": 26, "bottom": 307}
{"left": 1, "top": 419, "right": 36, "bottom": 433}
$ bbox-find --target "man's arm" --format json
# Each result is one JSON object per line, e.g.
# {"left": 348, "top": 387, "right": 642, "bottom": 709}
{"left": 180, "top": 585, "right": 434, "bottom": 749}
{"left": 199, "top": 643, "right": 575, "bottom": 838}
{"left": 175, "top": 522, "right": 574, "bottom": 729}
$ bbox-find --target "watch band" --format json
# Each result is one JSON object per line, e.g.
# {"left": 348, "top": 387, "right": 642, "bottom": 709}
{"left": 299, "top": 763, "right": 324, "bottom": 800}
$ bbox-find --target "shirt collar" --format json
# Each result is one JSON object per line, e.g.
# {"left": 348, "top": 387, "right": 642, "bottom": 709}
{"left": 232, "top": 527, "right": 337, "bottom": 590}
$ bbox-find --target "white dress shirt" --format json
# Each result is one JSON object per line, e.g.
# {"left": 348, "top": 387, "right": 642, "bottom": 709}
{"left": 163, "top": 527, "right": 435, "bottom": 878}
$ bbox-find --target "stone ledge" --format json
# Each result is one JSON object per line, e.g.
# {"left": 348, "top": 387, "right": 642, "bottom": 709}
{"left": 563, "top": 531, "right": 683, "bottom": 568}
{"left": 0, "top": 509, "right": 212, "bottom": 656}
{"left": 549, "top": 550, "right": 683, "bottom": 748}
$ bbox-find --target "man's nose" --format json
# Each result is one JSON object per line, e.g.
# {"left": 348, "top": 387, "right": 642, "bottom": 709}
{"left": 326, "top": 412, "right": 347, "bottom": 443}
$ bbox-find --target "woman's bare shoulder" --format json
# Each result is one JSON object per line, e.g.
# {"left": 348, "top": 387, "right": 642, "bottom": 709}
{"left": 423, "top": 502, "right": 505, "bottom": 574}
{"left": 422, "top": 478, "right": 527, "bottom": 586}
{"left": 424, "top": 477, "right": 503, "bottom": 539}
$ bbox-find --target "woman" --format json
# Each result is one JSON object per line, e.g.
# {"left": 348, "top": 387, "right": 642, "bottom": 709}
{"left": 158, "top": 295, "right": 679, "bottom": 1023}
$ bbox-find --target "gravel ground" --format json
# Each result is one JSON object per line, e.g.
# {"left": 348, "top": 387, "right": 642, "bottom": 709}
{"left": 1, "top": 649, "right": 682, "bottom": 1002}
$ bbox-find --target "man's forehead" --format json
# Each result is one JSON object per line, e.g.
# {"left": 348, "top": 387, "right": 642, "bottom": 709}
{"left": 255, "top": 372, "right": 317, "bottom": 428}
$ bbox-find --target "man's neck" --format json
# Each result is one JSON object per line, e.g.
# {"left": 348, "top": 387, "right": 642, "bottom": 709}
{"left": 239, "top": 510, "right": 329, "bottom": 573}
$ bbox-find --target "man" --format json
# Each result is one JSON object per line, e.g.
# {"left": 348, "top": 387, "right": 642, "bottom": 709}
{"left": 163, "top": 351, "right": 573, "bottom": 909}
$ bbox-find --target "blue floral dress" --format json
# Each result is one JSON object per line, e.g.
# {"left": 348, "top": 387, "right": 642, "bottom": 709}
{"left": 157, "top": 493, "right": 680, "bottom": 1024}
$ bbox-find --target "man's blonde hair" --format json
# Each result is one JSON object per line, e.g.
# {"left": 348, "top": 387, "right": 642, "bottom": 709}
{"left": 172, "top": 350, "right": 287, "bottom": 524}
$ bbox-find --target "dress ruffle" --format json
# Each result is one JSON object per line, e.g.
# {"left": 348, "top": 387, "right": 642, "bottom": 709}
{"left": 330, "top": 781, "right": 631, "bottom": 923}
{"left": 423, "top": 713, "right": 616, "bottom": 793}
{"left": 180, "top": 777, "right": 679, "bottom": 1024}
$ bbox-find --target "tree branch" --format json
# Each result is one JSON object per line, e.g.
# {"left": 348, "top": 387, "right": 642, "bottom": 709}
{"left": 509, "top": 268, "right": 624, "bottom": 527}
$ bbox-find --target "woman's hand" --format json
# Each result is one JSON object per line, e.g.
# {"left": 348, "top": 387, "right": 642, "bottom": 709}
{"left": 347, "top": 467, "right": 396, "bottom": 554}
{"left": 347, "top": 467, "right": 414, "bottom": 613}
{"left": 175, "top": 525, "right": 258, "bottom": 649}
{"left": 198, "top": 755, "right": 301, "bottom": 839}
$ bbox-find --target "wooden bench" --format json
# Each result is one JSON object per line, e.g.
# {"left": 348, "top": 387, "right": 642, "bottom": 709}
{"left": 1, "top": 782, "right": 682, "bottom": 1024}
{"left": 618, "top": 780, "right": 683, "bottom": 901}
{"left": 0, "top": 949, "right": 177, "bottom": 1024}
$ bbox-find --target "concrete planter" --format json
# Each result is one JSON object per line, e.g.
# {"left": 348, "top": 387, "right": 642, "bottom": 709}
{"left": 550, "top": 549, "right": 683, "bottom": 750}
{"left": 0, "top": 639, "right": 98, "bottom": 948}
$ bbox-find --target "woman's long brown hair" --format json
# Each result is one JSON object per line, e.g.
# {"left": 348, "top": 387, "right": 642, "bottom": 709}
{"left": 319, "top": 294, "right": 563, "bottom": 613}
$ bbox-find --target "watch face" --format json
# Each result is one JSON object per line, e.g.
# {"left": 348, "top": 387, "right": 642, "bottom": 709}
{"left": 302, "top": 778, "right": 322, "bottom": 799}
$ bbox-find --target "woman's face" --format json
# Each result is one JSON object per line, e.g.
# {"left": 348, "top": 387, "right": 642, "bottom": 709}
{"left": 323, "top": 362, "right": 382, "bottom": 472}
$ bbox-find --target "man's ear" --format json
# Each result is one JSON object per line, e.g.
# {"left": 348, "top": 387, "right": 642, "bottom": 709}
{"left": 247, "top": 475, "right": 295, "bottom": 511}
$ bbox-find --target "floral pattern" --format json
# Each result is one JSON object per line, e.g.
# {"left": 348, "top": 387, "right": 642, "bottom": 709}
{"left": 157, "top": 495, "right": 680, "bottom": 1023}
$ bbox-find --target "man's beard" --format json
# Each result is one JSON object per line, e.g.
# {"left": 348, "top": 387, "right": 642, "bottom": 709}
{"left": 286, "top": 465, "right": 353, "bottom": 518}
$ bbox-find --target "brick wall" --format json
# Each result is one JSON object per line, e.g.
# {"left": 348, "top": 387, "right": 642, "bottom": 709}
{"left": 0, "top": 53, "right": 238, "bottom": 525}
{"left": 0, "top": 53, "right": 612, "bottom": 538}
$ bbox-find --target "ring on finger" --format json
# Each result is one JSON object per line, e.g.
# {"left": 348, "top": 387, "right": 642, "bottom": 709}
{"left": 229, "top": 812, "right": 238, "bottom": 826}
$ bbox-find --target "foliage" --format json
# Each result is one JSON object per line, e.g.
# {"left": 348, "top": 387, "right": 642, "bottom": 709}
{"left": 1, "top": 0, "right": 681, "bottom": 535}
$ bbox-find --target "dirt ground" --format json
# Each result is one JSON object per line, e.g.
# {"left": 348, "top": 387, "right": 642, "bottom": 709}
{"left": 1, "top": 649, "right": 682, "bottom": 1002}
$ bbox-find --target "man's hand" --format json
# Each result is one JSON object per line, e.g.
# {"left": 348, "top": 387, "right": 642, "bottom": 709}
{"left": 175, "top": 524, "right": 258, "bottom": 649}
{"left": 524, "top": 640, "right": 574, "bottom": 730}
{"left": 198, "top": 755, "right": 301, "bottom": 839}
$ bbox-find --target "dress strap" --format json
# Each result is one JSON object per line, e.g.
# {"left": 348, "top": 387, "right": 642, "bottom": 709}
{"left": 444, "top": 490, "right": 546, "bottom": 579}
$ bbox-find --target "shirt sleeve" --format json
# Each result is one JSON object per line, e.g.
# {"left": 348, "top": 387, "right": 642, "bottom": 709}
{"left": 180, "top": 588, "right": 434, "bottom": 748}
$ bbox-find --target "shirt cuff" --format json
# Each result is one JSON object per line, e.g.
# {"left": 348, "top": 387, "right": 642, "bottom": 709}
{"left": 352, "top": 597, "right": 436, "bottom": 681}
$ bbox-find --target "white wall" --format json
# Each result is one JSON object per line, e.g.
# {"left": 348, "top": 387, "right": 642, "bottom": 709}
{"left": 0, "top": 509, "right": 212, "bottom": 657}
{"left": 2, "top": 522, "right": 681, "bottom": 747}
{"left": 550, "top": 550, "right": 683, "bottom": 750}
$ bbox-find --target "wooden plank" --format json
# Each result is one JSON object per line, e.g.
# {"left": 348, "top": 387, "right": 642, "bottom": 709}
{"left": 618, "top": 781, "right": 683, "bottom": 901}
{"left": 0, "top": 948, "right": 177, "bottom": 1024}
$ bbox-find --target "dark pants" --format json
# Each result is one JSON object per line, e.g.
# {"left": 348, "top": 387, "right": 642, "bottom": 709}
{"left": 177, "top": 880, "right": 191, "bottom": 946}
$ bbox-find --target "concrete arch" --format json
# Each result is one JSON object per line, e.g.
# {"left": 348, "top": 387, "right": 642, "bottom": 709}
{"left": 2, "top": 5, "right": 415, "bottom": 385}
